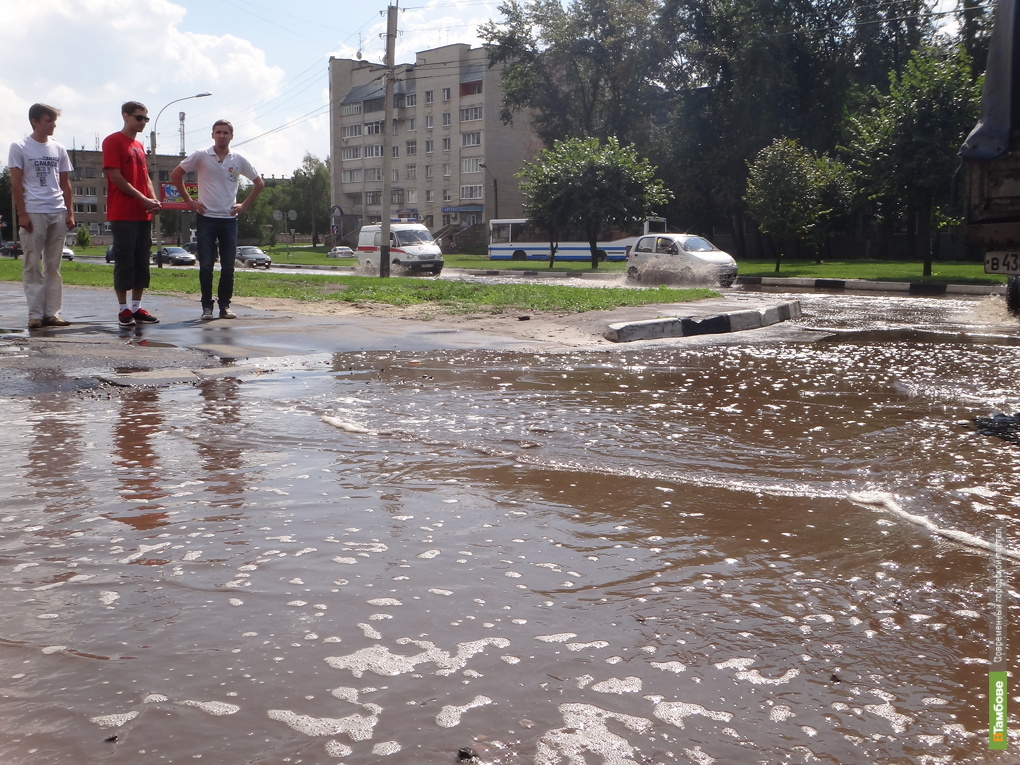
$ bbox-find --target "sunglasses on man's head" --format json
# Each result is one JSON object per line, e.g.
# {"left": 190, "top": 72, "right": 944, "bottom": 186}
{"left": 131, "top": 114, "right": 150, "bottom": 123}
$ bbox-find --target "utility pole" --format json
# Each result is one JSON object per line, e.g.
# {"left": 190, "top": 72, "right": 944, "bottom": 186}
{"left": 379, "top": 3, "right": 398, "bottom": 278}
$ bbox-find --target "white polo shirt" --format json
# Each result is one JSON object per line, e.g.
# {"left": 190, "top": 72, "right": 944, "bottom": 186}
{"left": 179, "top": 146, "right": 259, "bottom": 218}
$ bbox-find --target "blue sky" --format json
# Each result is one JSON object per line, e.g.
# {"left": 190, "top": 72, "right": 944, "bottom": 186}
{"left": 2, "top": 0, "right": 499, "bottom": 178}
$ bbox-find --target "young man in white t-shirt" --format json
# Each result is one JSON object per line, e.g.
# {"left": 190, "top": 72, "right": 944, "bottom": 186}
{"left": 8, "top": 103, "right": 75, "bottom": 329}
{"left": 171, "top": 120, "right": 264, "bottom": 320}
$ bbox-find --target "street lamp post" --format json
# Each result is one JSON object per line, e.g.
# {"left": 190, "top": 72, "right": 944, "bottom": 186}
{"left": 149, "top": 92, "right": 211, "bottom": 267}
{"left": 479, "top": 162, "right": 499, "bottom": 221}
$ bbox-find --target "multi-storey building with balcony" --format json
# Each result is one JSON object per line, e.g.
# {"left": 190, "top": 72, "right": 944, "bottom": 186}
{"left": 63, "top": 149, "right": 191, "bottom": 242}
{"left": 328, "top": 43, "right": 539, "bottom": 240}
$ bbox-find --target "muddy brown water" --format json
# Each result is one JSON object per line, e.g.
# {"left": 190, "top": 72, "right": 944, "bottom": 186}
{"left": 2, "top": 292, "right": 1020, "bottom": 763}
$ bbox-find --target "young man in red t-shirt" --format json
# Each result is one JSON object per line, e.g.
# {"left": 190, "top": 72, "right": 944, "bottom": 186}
{"left": 102, "top": 101, "right": 162, "bottom": 326}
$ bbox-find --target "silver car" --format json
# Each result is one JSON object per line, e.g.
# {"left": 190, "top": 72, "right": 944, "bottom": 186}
{"left": 626, "top": 233, "right": 737, "bottom": 287}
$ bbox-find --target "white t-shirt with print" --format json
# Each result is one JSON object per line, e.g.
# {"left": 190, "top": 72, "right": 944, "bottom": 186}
{"left": 8, "top": 136, "right": 73, "bottom": 214}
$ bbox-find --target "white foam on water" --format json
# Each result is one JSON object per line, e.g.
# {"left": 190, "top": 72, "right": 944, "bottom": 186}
{"left": 591, "top": 676, "right": 642, "bottom": 694}
{"left": 864, "top": 702, "right": 913, "bottom": 734}
{"left": 650, "top": 660, "right": 687, "bottom": 674}
{"left": 91, "top": 711, "right": 138, "bottom": 728}
{"left": 267, "top": 709, "right": 378, "bottom": 740}
{"left": 435, "top": 695, "right": 493, "bottom": 728}
{"left": 418, "top": 549, "right": 441, "bottom": 559}
{"left": 536, "top": 633, "right": 577, "bottom": 643}
{"left": 325, "top": 740, "right": 353, "bottom": 757}
{"left": 849, "top": 491, "right": 1020, "bottom": 561}
{"left": 367, "top": 598, "right": 402, "bottom": 606}
{"left": 180, "top": 700, "right": 240, "bottom": 716}
{"left": 41, "top": 646, "right": 66, "bottom": 654}
{"left": 358, "top": 623, "right": 382, "bottom": 640}
{"left": 653, "top": 701, "right": 733, "bottom": 729}
{"left": 535, "top": 703, "right": 652, "bottom": 765}
{"left": 566, "top": 641, "right": 609, "bottom": 652}
{"left": 325, "top": 637, "right": 511, "bottom": 678}
{"left": 770, "top": 705, "right": 796, "bottom": 722}
{"left": 145, "top": 694, "right": 169, "bottom": 703}
{"left": 372, "top": 741, "right": 402, "bottom": 754}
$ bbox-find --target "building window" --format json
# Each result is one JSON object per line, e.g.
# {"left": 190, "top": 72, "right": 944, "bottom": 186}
{"left": 462, "top": 132, "right": 481, "bottom": 147}
{"left": 460, "top": 106, "right": 483, "bottom": 122}
{"left": 392, "top": 145, "right": 399, "bottom": 158}
{"left": 405, "top": 93, "right": 417, "bottom": 107}
{"left": 443, "top": 188, "right": 451, "bottom": 201}
{"left": 461, "top": 184, "right": 483, "bottom": 199}
{"left": 406, "top": 165, "right": 417, "bottom": 179}
{"left": 425, "top": 165, "right": 434, "bottom": 178}
{"left": 341, "top": 169, "right": 363, "bottom": 183}
{"left": 424, "top": 115, "right": 434, "bottom": 129}
{"left": 392, "top": 169, "right": 400, "bottom": 182}
{"left": 405, "top": 140, "right": 417, "bottom": 155}
{"left": 460, "top": 82, "right": 483, "bottom": 96}
{"left": 442, "top": 87, "right": 451, "bottom": 101}
{"left": 364, "top": 97, "right": 385, "bottom": 113}
{"left": 407, "top": 117, "right": 416, "bottom": 131}
{"left": 73, "top": 202, "right": 98, "bottom": 214}
{"left": 343, "top": 124, "right": 362, "bottom": 138}
{"left": 425, "top": 90, "right": 434, "bottom": 104}
{"left": 391, "top": 188, "right": 404, "bottom": 205}
{"left": 84, "top": 168, "right": 96, "bottom": 178}
{"left": 393, "top": 119, "right": 400, "bottom": 134}
{"left": 442, "top": 112, "right": 451, "bottom": 127}
{"left": 426, "top": 190, "right": 434, "bottom": 202}
{"left": 442, "top": 163, "right": 450, "bottom": 177}
{"left": 364, "top": 145, "right": 384, "bottom": 158}
{"left": 425, "top": 139, "right": 434, "bottom": 154}
{"left": 365, "top": 121, "right": 383, "bottom": 134}
{"left": 462, "top": 157, "right": 481, "bottom": 173}
{"left": 442, "top": 137, "right": 451, "bottom": 152}
{"left": 341, "top": 146, "right": 362, "bottom": 161}
{"left": 346, "top": 192, "right": 362, "bottom": 206}
{"left": 365, "top": 167, "right": 383, "bottom": 182}
{"left": 407, "top": 189, "right": 417, "bottom": 203}
{"left": 365, "top": 190, "right": 382, "bottom": 205}
{"left": 342, "top": 103, "right": 363, "bottom": 116}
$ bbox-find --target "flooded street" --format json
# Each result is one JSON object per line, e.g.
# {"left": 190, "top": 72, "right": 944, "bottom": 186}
{"left": 2, "top": 290, "right": 1020, "bottom": 763}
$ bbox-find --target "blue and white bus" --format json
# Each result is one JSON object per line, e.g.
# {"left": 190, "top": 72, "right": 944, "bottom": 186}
{"left": 487, "top": 218, "right": 667, "bottom": 262}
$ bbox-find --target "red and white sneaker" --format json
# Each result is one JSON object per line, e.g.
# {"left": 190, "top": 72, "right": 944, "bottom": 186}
{"left": 132, "top": 308, "right": 160, "bottom": 324}
{"left": 118, "top": 309, "right": 135, "bottom": 327}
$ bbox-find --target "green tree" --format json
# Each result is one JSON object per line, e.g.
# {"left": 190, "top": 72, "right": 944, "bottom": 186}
{"left": 75, "top": 226, "right": 91, "bottom": 248}
{"left": 0, "top": 166, "right": 14, "bottom": 241}
{"left": 292, "top": 154, "right": 330, "bottom": 246}
{"left": 844, "top": 45, "right": 980, "bottom": 274}
{"left": 745, "top": 138, "right": 825, "bottom": 272}
{"left": 517, "top": 136, "right": 671, "bottom": 268}
{"left": 481, "top": 0, "right": 657, "bottom": 145}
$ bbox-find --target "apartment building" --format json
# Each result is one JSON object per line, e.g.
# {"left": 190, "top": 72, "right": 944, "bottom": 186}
{"left": 328, "top": 44, "right": 539, "bottom": 235}
{"left": 64, "top": 149, "right": 189, "bottom": 240}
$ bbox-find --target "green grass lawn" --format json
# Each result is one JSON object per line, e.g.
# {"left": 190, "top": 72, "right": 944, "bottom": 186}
{"left": 64, "top": 245, "right": 1003, "bottom": 284}
{"left": 0, "top": 256, "right": 717, "bottom": 314}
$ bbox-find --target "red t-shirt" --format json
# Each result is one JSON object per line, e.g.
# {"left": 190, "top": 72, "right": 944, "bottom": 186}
{"left": 102, "top": 131, "right": 152, "bottom": 222}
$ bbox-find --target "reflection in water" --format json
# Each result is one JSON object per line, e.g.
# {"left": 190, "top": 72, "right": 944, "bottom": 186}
{"left": 109, "top": 388, "right": 169, "bottom": 530}
{"left": 0, "top": 296, "right": 1018, "bottom": 762}
{"left": 194, "top": 378, "right": 247, "bottom": 518}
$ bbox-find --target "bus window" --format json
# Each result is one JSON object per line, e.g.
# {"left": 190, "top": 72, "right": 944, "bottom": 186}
{"left": 491, "top": 223, "right": 511, "bottom": 243}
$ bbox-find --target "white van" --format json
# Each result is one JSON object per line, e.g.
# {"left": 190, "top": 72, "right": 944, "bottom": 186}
{"left": 356, "top": 223, "right": 444, "bottom": 275}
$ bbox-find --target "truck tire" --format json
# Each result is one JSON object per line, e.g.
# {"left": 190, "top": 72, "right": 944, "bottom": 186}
{"left": 512, "top": 250, "right": 527, "bottom": 261}
{"left": 1008, "top": 276, "right": 1020, "bottom": 316}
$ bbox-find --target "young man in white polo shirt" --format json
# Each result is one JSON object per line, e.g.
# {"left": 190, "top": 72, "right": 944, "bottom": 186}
{"left": 8, "top": 103, "right": 75, "bottom": 329}
{"left": 171, "top": 120, "right": 264, "bottom": 320}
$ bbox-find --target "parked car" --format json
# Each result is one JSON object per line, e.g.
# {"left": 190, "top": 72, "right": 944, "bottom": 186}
{"left": 235, "top": 246, "right": 272, "bottom": 269}
{"left": 626, "top": 233, "right": 737, "bottom": 287}
{"left": 327, "top": 245, "right": 355, "bottom": 258}
{"left": 183, "top": 241, "right": 199, "bottom": 254}
{"left": 105, "top": 245, "right": 116, "bottom": 263}
{"left": 1, "top": 241, "right": 22, "bottom": 258}
{"left": 61, "top": 247, "right": 75, "bottom": 261}
{"left": 153, "top": 246, "right": 198, "bottom": 266}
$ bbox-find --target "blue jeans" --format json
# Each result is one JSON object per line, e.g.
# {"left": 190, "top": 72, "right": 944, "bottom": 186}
{"left": 196, "top": 215, "right": 237, "bottom": 310}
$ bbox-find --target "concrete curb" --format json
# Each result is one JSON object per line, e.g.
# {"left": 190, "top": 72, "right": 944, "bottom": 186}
{"left": 735, "top": 275, "right": 1005, "bottom": 296}
{"left": 604, "top": 300, "right": 802, "bottom": 343}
